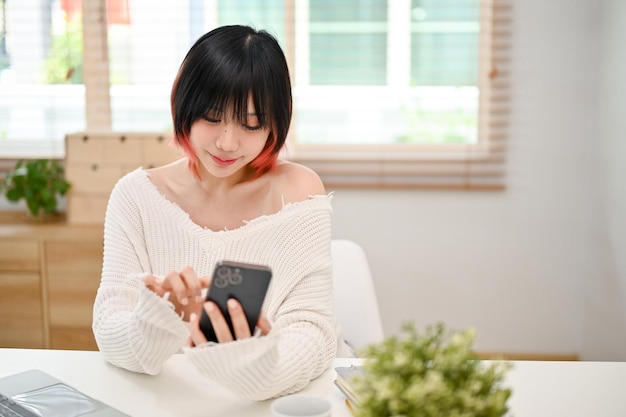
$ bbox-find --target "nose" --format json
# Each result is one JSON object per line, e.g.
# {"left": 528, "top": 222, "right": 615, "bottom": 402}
{"left": 215, "top": 124, "right": 239, "bottom": 152}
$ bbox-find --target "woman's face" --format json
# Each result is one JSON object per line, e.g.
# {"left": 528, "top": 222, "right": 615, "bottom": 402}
{"left": 188, "top": 96, "right": 271, "bottom": 180}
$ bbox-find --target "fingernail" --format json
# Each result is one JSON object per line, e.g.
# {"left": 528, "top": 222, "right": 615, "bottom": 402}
{"left": 189, "top": 313, "right": 197, "bottom": 322}
{"left": 227, "top": 299, "right": 238, "bottom": 310}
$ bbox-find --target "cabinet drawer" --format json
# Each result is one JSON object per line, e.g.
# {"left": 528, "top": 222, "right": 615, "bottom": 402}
{"left": 66, "top": 134, "right": 105, "bottom": 164}
{"left": 0, "top": 240, "right": 39, "bottom": 271}
{"left": 50, "top": 326, "right": 98, "bottom": 351}
{"left": 46, "top": 241, "right": 102, "bottom": 330}
{"left": 45, "top": 241, "right": 103, "bottom": 273}
{"left": 0, "top": 272, "right": 44, "bottom": 348}
{"left": 142, "top": 135, "right": 181, "bottom": 167}
{"left": 65, "top": 163, "right": 125, "bottom": 194}
{"left": 48, "top": 271, "right": 100, "bottom": 327}
{"left": 67, "top": 194, "right": 109, "bottom": 225}
{"left": 103, "top": 134, "right": 143, "bottom": 164}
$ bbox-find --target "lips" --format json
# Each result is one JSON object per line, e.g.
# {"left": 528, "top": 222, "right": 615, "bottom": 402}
{"left": 211, "top": 154, "right": 238, "bottom": 167}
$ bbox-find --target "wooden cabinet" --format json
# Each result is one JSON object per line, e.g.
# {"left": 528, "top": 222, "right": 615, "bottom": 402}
{"left": 0, "top": 213, "right": 103, "bottom": 350}
{"left": 0, "top": 271, "right": 44, "bottom": 348}
{"left": 0, "top": 237, "right": 43, "bottom": 348}
{"left": 65, "top": 132, "right": 181, "bottom": 225}
{"left": 47, "top": 240, "right": 103, "bottom": 350}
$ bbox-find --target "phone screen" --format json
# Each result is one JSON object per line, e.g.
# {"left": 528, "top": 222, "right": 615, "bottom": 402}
{"left": 199, "top": 261, "right": 272, "bottom": 343}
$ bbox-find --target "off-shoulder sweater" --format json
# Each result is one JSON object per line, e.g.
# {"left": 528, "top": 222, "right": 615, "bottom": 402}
{"left": 92, "top": 168, "right": 337, "bottom": 401}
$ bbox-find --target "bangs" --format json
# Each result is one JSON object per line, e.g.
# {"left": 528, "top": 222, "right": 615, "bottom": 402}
{"left": 202, "top": 81, "right": 270, "bottom": 128}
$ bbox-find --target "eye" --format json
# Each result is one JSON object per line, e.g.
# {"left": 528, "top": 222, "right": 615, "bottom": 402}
{"left": 201, "top": 115, "right": 221, "bottom": 124}
{"left": 242, "top": 114, "right": 264, "bottom": 131}
{"left": 243, "top": 124, "right": 263, "bottom": 132}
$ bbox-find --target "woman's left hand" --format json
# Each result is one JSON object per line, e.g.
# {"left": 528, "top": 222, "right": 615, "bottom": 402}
{"left": 143, "top": 266, "right": 210, "bottom": 321}
{"left": 188, "top": 299, "right": 271, "bottom": 346}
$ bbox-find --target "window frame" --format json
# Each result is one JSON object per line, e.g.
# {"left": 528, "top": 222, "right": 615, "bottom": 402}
{"left": 1, "top": 0, "right": 511, "bottom": 191}
{"left": 285, "top": 0, "right": 511, "bottom": 190}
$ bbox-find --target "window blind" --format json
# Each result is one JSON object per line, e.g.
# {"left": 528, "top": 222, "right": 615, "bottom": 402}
{"left": 288, "top": 0, "right": 512, "bottom": 190}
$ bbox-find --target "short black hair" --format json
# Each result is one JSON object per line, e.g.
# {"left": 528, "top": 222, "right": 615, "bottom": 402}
{"left": 170, "top": 25, "right": 292, "bottom": 177}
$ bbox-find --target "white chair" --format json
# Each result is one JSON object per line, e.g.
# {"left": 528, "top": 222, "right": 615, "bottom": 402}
{"left": 331, "top": 239, "right": 384, "bottom": 354}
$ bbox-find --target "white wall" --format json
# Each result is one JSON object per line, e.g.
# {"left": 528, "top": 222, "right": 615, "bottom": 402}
{"left": 331, "top": 0, "right": 626, "bottom": 360}
{"left": 580, "top": 0, "right": 626, "bottom": 360}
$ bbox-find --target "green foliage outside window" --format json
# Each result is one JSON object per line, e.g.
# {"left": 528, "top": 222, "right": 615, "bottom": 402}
{"left": 41, "top": 18, "right": 83, "bottom": 84}
{"left": 0, "top": 39, "right": 8, "bottom": 71}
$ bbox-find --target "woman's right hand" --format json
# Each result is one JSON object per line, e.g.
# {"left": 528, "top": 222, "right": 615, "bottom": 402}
{"left": 143, "top": 266, "right": 211, "bottom": 321}
{"left": 187, "top": 301, "right": 272, "bottom": 346}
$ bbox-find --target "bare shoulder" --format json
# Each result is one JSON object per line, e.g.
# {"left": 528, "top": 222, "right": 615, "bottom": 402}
{"left": 145, "top": 159, "right": 189, "bottom": 190}
{"left": 273, "top": 160, "right": 326, "bottom": 204}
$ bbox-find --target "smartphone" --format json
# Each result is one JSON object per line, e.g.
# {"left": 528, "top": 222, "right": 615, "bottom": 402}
{"left": 199, "top": 260, "right": 272, "bottom": 343}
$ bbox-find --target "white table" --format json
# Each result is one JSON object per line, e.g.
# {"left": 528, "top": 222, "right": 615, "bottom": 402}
{"left": 1, "top": 349, "right": 626, "bottom": 416}
{"left": 0, "top": 348, "right": 354, "bottom": 417}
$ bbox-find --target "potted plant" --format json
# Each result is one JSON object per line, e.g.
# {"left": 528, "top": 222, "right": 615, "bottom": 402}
{"left": 346, "top": 322, "right": 513, "bottom": 417}
{"left": 0, "top": 159, "right": 71, "bottom": 219}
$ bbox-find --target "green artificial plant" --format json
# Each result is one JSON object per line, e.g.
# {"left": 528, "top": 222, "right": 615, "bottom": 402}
{"left": 351, "top": 322, "right": 513, "bottom": 417}
{"left": 0, "top": 159, "right": 71, "bottom": 218}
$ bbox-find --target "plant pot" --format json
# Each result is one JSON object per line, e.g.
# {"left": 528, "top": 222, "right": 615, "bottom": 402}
{"left": 23, "top": 211, "right": 65, "bottom": 224}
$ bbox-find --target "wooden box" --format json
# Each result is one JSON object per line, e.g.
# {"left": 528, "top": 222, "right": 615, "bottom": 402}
{"left": 64, "top": 132, "right": 181, "bottom": 224}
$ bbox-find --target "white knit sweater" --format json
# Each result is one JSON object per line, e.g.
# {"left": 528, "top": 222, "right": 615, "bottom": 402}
{"left": 92, "top": 168, "right": 337, "bottom": 401}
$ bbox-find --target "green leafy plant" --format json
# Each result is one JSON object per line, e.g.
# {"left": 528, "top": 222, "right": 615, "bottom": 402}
{"left": 351, "top": 322, "right": 512, "bottom": 417}
{"left": 0, "top": 159, "right": 71, "bottom": 217}
{"left": 40, "top": 17, "right": 83, "bottom": 84}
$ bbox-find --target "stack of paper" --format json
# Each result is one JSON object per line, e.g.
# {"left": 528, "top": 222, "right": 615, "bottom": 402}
{"left": 334, "top": 366, "right": 364, "bottom": 411}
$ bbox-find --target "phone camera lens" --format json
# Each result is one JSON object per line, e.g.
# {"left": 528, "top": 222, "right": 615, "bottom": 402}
{"left": 215, "top": 266, "right": 231, "bottom": 288}
{"left": 230, "top": 269, "right": 243, "bottom": 285}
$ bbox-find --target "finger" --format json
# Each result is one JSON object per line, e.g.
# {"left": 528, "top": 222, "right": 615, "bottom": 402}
{"left": 228, "top": 299, "right": 252, "bottom": 340}
{"left": 163, "top": 270, "right": 190, "bottom": 306}
{"left": 199, "top": 275, "right": 212, "bottom": 289}
{"left": 142, "top": 275, "right": 166, "bottom": 296}
{"left": 204, "top": 301, "right": 234, "bottom": 343}
{"left": 256, "top": 309, "right": 272, "bottom": 336}
{"left": 179, "top": 266, "right": 204, "bottom": 303}
{"left": 188, "top": 312, "right": 208, "bottom": 347}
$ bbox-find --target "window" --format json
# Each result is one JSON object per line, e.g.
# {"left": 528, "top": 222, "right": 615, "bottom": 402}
{"left": 0, "top": 0, "right": 85, "bottom": 157}
{"left": 0, "top": 0, "right": 511, "bottom": 190}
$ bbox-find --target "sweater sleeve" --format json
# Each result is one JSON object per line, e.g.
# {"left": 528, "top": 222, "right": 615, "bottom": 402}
{"left": 184, "top": 200, "right": 337, "bottom": 401}
{"left": 92, "top": 174, "right": 189, "bottom": 374}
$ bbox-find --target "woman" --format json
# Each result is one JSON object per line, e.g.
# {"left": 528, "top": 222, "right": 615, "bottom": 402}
{"left": 92, "top": 25, "right": 338, "bottom": 401}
